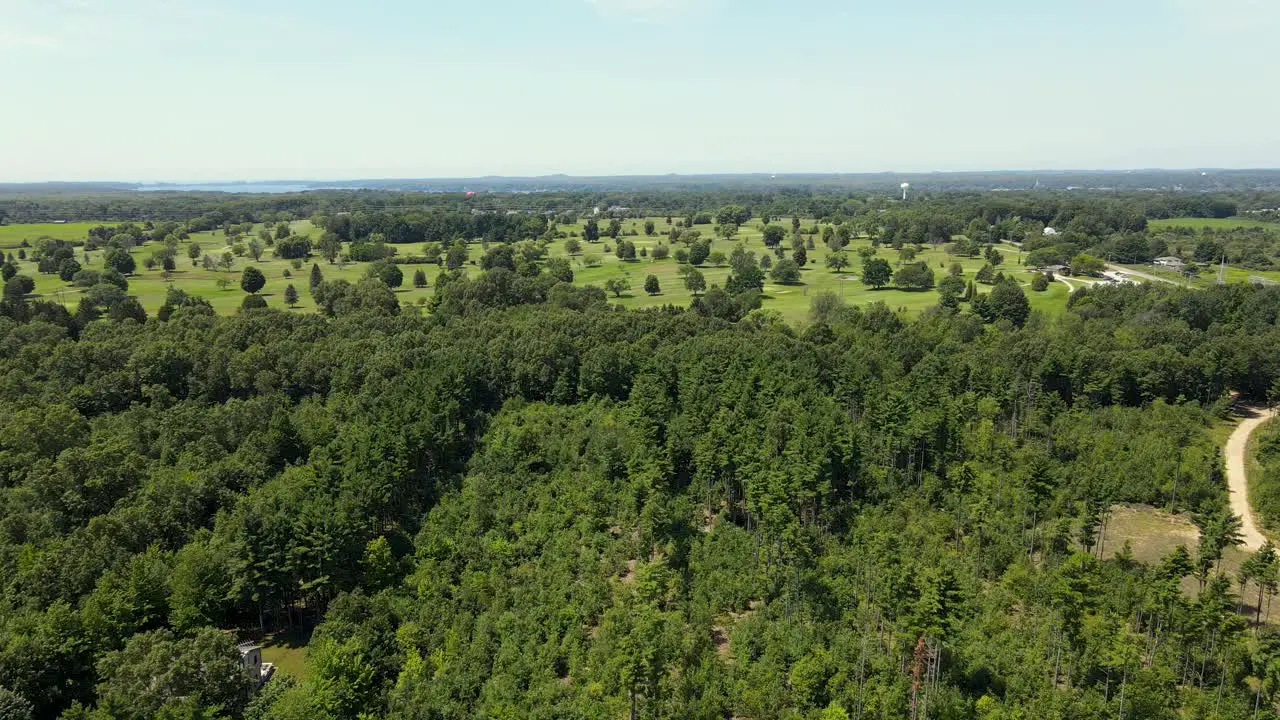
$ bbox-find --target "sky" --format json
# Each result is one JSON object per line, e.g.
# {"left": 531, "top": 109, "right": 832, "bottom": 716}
{"left": 1, "top": 0, "right": 1278, "bottom": 182}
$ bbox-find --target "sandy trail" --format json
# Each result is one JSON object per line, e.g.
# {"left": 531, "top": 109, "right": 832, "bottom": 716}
{"left": 1225, "top": 406, "right": 1272, "bottom": 551}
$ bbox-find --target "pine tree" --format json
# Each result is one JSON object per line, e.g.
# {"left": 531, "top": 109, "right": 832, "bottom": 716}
{"left": 310, "top": 263, "right": 323, "bottom": 290}
{"left": 283, "top": 284, "right": 299, "bottom": 307}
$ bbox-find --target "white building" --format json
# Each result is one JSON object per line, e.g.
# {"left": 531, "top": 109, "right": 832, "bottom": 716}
{"left": 1043, "top": 227, "right": 1060, "bottom": 237}
{"left": 1153, "top": 256, "right": 1186, "bottom": 269}
{"left": 238, "top": 642, "right": 275, "bottom": 689}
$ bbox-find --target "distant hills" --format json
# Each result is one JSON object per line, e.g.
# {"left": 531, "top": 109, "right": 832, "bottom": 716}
{"left": 3, "top": 169, "right": 1280, "bottom": 195}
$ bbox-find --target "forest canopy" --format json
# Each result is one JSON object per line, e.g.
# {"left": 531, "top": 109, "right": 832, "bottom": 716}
{"left": 5, "top": 188, "right": 1280, "bottom": 717}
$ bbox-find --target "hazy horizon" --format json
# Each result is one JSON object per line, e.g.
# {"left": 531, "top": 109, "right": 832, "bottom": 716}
{"left": 3, "top": 0, "right": 1278, "bottom": 182}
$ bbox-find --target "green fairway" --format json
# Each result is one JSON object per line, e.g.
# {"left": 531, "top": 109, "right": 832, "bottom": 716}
{"left": 3, "top": 217, "right": 1071, "bottom": 323}
{"left": 1149, "top": 217, "right": 1276, "bottom": 230}
{"left": 0, "top": 222, "right": 108, "bottom": 249}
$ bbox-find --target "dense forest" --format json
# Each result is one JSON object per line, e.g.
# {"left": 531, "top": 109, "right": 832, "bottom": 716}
{"left": 6, "top": 214, "right": 1280, "bottom": 719}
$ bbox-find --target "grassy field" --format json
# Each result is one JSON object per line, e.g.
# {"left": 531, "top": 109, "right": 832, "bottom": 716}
{"left": 1116, "top": 261, "right": 1280, "bottom": 289}
{"left": 1, "top": 217, "right": 1072, "bottom": 323}
{"left": 0, "top": 222, "right": 106, "bottom": 249}
{"left": 1149, "top": 217, "right": 1277, "bottom": 231}
{"left": 261, "top": 628, "right": 311, "bottom": 681}
{"left": 1101, "top": 504, "right": 1276, "bottom": 621}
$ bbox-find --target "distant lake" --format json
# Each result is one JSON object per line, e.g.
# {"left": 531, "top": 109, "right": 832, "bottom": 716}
{"left": 135, "top": 183, "right": 350, "bottom": 194}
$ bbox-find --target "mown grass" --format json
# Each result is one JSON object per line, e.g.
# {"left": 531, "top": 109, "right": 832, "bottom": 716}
{"left": 3, "top": 217, "right": 1071, "bottom": 323}
{"left": 1150, "top": 217, "right": 1276, "bottom": 230}
{"left": 261, "top": 628, "right": 311, "bottom": 681}
{"left": 0, "top": 222, "right": 105, "bottom": 249}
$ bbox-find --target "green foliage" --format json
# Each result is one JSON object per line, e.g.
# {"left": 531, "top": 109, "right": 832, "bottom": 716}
{"left": 893, "top": 261, "right": 935, "bottom": 290}
{"left": 241, "top": 266, "right": 266, "bottom": 294}
{"left": 860, "top": 256, "right": 892, "bottom": 288}
{"left": 6, "top": 195, "right": 1280, "bottom": 720}
{"left": 770, "top": 258, "right": 801, "bottom": 284}
{"left": 973, "top": 277, "right": 1030, "bottom": 326}
{"left": 366, "top": 260, "right": 404, "bottom": 289}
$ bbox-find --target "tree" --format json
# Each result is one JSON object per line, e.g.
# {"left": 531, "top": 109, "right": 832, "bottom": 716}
{"left": 861, "top": 257, "right": 893, "bottom": 288}
{"left": 604, "top": 277, "right": 630, "bottom": 297}
{"left": 104, "top": 248, "right": 136, "bottom": 275}
{"left": 834, "top": 225, "right": 852, "bottom": 249}
{"left": 984, "top": 245, "right": 1004, "bottom": 266}
{"left": 707, "top": 250, "right": 726, "bottom": 267}
{"left": 95, "top": 629, "right": 250, "bottom": 720}
{"left": 1070, "top": 253, "right": 1105, "bottom": 276}
{"left": 683, "top": 268, "right": 706, "bottom": 295}
{"left": 368, "top": 260, "right": 404, "bottom": 288}
{"left": 445, "top": 245, "right": 468, "bottom": 270}
{"left": 58, "top": 258, "right": 81, "bottom": 282}
{"left": 762, "top": 225, "right": 786, "bottom": 248}
{"left": 283, "top": 283, "right": 299, "bottom": 307}
{"left": 793, "top": 246, "right": 807, "bottom": 266}
{"left": 413, "top": 269, "right": 428, "bottom": 288}
{"left": 644, "top": 274, "right": 660, "bottom": 295}
{"left": 894, "top": 262, "right": 935, "bottom": 290}
{"left": 644, "top": 220, "right": 655, "bottom": 236}
{"left": 824, "top": 251, "right": 851, "bottom": 274}
{"left": 565, "top": 237, "right": 582, "bottom": 255}
{"left": 689, "top": 241, "right": 710, "bottom": 266}
{"left": 318, "top": 232, "right": 343, "bottom": 264}
{"left": 584, "top": 220, "right": 600, "bottom": 242}
{"left": 716, "top": 204, "right": 750, "bottom": 226}
{"left": 274, "top": 236, "right": 312, "bottom": 260}
{"left": 770, "top": 258, "right": 802, "bottom": 284}
{"left": 975, "top": 264, "right": 996, "bottom": 284}
{"left": 275, "top": 221, "right": 291, "bottom": 240}
{"left": 4, "top": 275, "right": 34, "bottom": 300}
{"left": 975, "top": 278, "right": 1031, "bottom": 326}
{"left": 247, "top": 238, "right": 264, "bottom": 262}
{"left": 0, "top": 686, "right": 34, "bottom": 720}
{"left": 1, "top": 262, "right": 15, "bottom": 282}
{"left": 310, "top": 263, "right": 324, "bottom": 290}
{"left": 938, "top": 274, "right": 966, "bottom": 308}
{"left": 239, "top": 266, "right": 266, "bottom": 294}
{"left": 187, "top": 243, "right": 202, "bottom": 266}
{"left": 1031, "top": 273, "right": 1051, "bottom": 291}
{"left": 615, "top": 240, "right": 637, "bottom": 261}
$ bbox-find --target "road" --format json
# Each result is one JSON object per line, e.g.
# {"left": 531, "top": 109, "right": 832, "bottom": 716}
{"left": 1104, "top": 263, "right": 1181, "bottom": 286}
{"left": 1225, "top": 407, "right": 1273, "bottom": 551}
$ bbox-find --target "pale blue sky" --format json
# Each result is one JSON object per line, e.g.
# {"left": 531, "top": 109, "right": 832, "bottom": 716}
{"left": 2, "top": 0, "right": 1277, "bottom": 181}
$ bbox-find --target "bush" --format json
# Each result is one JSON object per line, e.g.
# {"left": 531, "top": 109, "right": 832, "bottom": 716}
{"left": 1031, "top": 273, "right": 1051, "bottom": 292}
{"left": 240, "top": 293, "right": 268, "bottom": 311}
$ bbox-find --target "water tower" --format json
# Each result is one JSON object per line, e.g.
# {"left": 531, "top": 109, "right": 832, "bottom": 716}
{"left": 900, "top": 182, "right": 911, "bottom": 201}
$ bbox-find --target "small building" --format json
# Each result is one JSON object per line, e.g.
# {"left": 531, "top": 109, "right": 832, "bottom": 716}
{"left": 1039, "top": 264, "right": 1068, "bottom": 275}
{"left": 1153, "top": 256, "right": 1186, "bottom": 269}
{"left": 1043, "top": 227, "right": 1060, "bottom": 236}
{"left": 238, "top": 642, "right": 275, "bottom": 689}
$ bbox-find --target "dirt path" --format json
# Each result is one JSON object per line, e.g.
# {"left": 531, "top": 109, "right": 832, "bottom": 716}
{"left": 1225, "top": 406, "right": 1272, "bottom": 551}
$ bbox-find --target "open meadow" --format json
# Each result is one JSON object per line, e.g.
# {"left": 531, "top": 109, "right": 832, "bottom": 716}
{"left": 1149, "top": 216, "right": 1276, "bottom": 231}
{"left": 2, "top": 216, "right": 1074, "bottom": 322}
